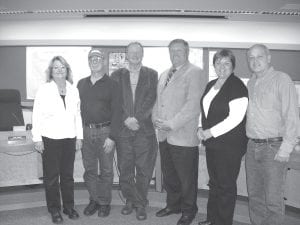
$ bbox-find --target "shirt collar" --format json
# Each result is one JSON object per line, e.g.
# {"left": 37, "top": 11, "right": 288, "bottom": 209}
{"left": 127, "top": 64, "right": 142, "bottom": 73}
{"left": 254, "top": 66, "right": 274, "bottom": 81}
{"left": 49, "top": 80, "right": 71, "bottom": 88}
{"left": 173, "top": 61, "right": 189, "bottom": 71}
{"left": 88, "top": 74, "right": 108, "bottom": 84}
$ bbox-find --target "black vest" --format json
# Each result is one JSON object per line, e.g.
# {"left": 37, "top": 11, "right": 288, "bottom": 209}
{"left": 200, "top": 74, "right": 248, "bottom": 151}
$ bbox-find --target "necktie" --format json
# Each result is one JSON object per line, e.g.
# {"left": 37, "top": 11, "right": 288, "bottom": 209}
{"left": 165, "top": 68, "right": 176, "bottom": 87}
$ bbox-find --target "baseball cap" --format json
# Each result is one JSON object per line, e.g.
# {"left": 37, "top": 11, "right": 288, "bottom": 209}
{"left": 88, "top": 49, "right": 104, "bottom": 59}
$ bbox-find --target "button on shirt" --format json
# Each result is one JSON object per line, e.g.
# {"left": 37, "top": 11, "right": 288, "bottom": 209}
{"left": 77, "top": 74, "right": 122, "bottom": 140}
{"left": 246, "top": 67, "right": 299, "bottom": 157}
{"left": 32, "top": 81, "right": 83, "bottom": 142}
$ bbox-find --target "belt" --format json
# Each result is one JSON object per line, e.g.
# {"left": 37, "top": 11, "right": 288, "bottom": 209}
{"left": 250, "top": 137, "right": 283, "bottom": 143}
{"left": 84, "top": 121, "right": 111, "bottom": 129}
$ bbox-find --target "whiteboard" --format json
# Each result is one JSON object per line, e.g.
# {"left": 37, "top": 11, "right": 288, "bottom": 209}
{"left": 26, "top": 46, "right": 203, "bottom": 99}
{"left": 26, "top": 46, "right": 91, "bottom": 99}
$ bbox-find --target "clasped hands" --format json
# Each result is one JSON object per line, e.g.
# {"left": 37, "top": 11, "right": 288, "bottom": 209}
{"left": 124, "top": 117, "right": 140, "bottom": 131}
{"left": 197, "top": 128, "right": 213, "bottom": 141}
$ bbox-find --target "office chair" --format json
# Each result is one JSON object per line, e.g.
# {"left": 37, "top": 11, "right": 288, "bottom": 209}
{"left": 0, "top": 89, "right": 24, "bottom": 131}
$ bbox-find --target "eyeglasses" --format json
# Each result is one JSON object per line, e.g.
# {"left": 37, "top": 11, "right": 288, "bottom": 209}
{"left": 53, "top": 66, "right": 66, "bottom": 70}
{"left": 89, "top": 55, "right": 104, "bottom": 61}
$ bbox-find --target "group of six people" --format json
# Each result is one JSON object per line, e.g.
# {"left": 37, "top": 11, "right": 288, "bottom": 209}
{"left": 32, "top": 39, "right": 299, "bottom": 225}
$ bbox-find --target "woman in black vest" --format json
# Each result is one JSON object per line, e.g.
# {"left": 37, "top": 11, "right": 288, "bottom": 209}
{"left": 197, "top": 49, "right": 248, "bottom": 225}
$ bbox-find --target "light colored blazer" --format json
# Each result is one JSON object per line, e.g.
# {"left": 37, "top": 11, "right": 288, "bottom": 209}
{"left": 152, "top": 62, "right": 206, "bottom": 147}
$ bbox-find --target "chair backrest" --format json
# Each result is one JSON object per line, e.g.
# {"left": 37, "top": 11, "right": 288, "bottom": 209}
{"left": 0, "top": 89, "right": 24, "bottom": 131}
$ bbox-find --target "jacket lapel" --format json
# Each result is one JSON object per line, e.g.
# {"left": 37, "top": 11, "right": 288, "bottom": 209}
{"left": 163, "top": 62, "right": 190, "bottom": 88}
{"left": 122, "top": 69, "right": 134, "bottom": 116}
{"left": 134, "top": 67, "right": 147, "bottom": 110}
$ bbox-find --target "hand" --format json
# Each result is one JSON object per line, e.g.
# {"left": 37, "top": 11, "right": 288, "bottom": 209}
{"left": 203, "top": 129, "right": 213, "bottom": 140}
{"left": 34, "top": 141, "right": 44, "bottom": 154}
{"left": 197, "top": 128, "right": 205, "bottom": 141}
{"left": 294, "top": 144, "right": 300, "bottom": 152}
{"left": 76, "top": 139, "right": 82, "bottom": 151}
{"left": 103, "top": 138, "right": 115, "bottom": 154}
{"left": 274, "top": 153, "right": 289, "bottom": 162}
{"left": 124, "top": 117, "right": 140, "bottom": 131}
{"left": 155, "top": 119, "right": 172, "bottom": 131}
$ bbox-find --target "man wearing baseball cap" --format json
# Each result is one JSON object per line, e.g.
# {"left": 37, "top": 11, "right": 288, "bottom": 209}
{"left": 77, "top": 48, "right": 122, "bottom": 218}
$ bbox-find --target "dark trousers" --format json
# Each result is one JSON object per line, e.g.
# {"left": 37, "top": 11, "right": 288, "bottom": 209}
{"left": 42, "top": 137, "right": 76, "bottom": 213}
{"left": 159, "top": 141, "right": 199, "bottom": 216}
{"left": 116, "top": 133, "right": 157, "bottom": 208}
{"left": 205, "top": 146, "right": 244, "bottom": 225}
{"left": 81, "top": 126, "right": 114, "bottom": 205}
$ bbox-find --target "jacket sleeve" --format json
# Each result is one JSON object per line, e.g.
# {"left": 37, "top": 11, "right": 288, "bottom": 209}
{"left": 31, "top": 87, "right": 44, "bottom": 142}
{"left": 74, "top": 88, "right": 83, "bottom": 139}
{"left": 168, "top": 67, "right": 206, "bottom": 131}
{"left": 109, "top": 79, "right": 123, "bottom": 141}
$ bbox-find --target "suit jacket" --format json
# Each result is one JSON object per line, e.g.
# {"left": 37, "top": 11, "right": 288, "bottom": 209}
{"left": 111, "top": 66, "right": 158, "bottom": 137}
{"left": 152, "top": 62, "right": 206, "bottom": 147}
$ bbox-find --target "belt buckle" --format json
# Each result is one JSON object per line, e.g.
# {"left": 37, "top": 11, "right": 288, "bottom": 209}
{"left": 89, "top": 124, "right": 96, "bottom": 129}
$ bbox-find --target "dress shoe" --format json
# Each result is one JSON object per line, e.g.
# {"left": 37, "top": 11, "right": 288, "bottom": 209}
{"left": 98, "top": 205, "right": 111, "bottom": 217}
{"left": 50, "top": 211, "right": 63, "bottom": 224}
{"left": 156, "top": 207, "right": 181, "bottom": 217}
{"left": 135, "top": 207, "right": 147, "bottom": 220}
{"left": 63, "top": 208, "right": 79, "bottom": 220}
{"left": 177, "top": 214, "right": 195, "bottom": 225}
{"left": 121, "top": 201, "right": 133, "bottom": 215}
{"left": 83, "top": 200, "right": 99, "bottom": 216}
{"left": 198, "top": 220, "right": 214, "bottom": 225}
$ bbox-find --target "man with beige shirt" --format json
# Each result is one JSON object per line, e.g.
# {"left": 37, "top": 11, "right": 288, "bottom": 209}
{"left": 152, "top": 39, "right": 206, "bottom": 225}
{"left": 245, "top": 44, "right": 299, "bottom": 225}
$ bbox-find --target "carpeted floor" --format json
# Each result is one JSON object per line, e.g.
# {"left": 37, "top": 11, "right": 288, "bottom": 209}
{"left": 0, "top": 186, "right": 299, "bottom": 225}
{"left": 0, "top": 204, "right": 250, "bottom": 225}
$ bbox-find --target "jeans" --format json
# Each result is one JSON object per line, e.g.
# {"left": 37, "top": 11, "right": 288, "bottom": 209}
{"left": 116, "top": 133, "right": 157, "bottom": 208}
{"left": 159, "top": 141, "right": 199, "bottom": 216}
{"left": 245, "top": 139, "right": 287, "bottom": 225}
{"left": 42, "top": 137, "right": 76, "bottom": 213}
{"left": 81, "top": 126, "right": 114, "bottom": 205}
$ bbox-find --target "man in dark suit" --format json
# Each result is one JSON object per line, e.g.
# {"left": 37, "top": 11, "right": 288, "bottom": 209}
{"left": 111, "top": 42, "right": 158, "bottom": 221}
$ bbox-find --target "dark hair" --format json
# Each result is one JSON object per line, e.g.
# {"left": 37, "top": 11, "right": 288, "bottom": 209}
{"left": 213, "top": 49, "right": 236, "bottom": 70}
{"left": 46, "top": 56, "right": 73, "bottom": 84}
{"left": 126, "top": 41, "right": 144, "bottom": 54}
{"left": 168, "top": 39, "right": 189, "bottom": 55}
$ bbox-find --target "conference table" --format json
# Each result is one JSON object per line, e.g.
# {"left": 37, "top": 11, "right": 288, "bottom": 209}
{"left": 0, "top": 130, "right": 86, "bottom": 187}
{"left": 0, "top": 130, "right": 157, "bottom": 190}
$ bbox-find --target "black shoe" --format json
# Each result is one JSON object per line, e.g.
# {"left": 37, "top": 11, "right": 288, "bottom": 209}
{"left": 177, "top": 214, "right": 195, "bottom": 225}
{"left": 121, "top": 201, "right": 133, "bottom": 215}
{"left": 83, "top": 200, "right": 99, "bottom": 216}
{"left": 136, "top": 207, "right": 147, "bottom": 221}
{"left": 98, "top": 205, "right": 111, "bottom": 217}
{"left": 50, "top": 211, "right": 63, "bottom": 224}
{"left": 198, "top": 220, "right": 214, "bottom": 225}
{"left": 156, "top": 207, "right": 181, "bottom": 217}
{"left": 63, "top": 208, "right": 79, "bottom": 220}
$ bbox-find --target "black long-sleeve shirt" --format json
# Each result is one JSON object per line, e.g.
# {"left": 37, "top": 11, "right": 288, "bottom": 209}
{"left": 77, "top": 74, "right": 122, "bottom": 140}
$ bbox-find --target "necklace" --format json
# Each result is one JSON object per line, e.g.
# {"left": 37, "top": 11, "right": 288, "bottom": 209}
{"left": 57, "top": 85, "right": 66, "bottom": 95}
{"left": 59, "top": 88, "right": 66, "bottom": 95}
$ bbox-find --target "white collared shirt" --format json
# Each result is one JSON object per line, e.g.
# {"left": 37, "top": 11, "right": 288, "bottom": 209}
{"left": 32, "top": 81, "right": 83, "bottom": 142}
